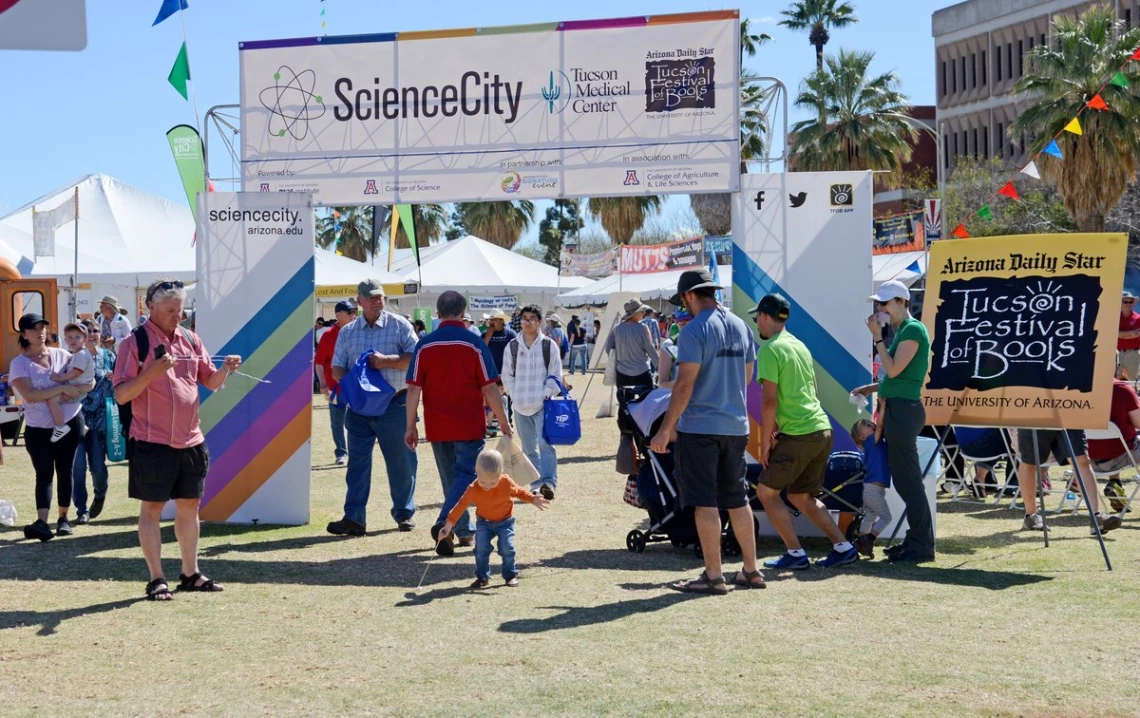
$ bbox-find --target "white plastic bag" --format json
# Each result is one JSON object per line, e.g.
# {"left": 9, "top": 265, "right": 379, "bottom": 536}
{"left": 0, "top": 499, "right": 17, "bottom": 528}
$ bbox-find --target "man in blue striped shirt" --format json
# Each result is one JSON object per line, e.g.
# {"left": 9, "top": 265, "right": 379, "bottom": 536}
{"left": 329, "top": 279, "right": 420, "bottom": 537}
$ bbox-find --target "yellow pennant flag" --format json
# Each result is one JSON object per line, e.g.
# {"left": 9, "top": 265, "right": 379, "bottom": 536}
{"left": 1063, "top": 117, "right": 1083, "bottom": 136}
{"left": 387, "top": 208, "right": 401, "bottom": 272}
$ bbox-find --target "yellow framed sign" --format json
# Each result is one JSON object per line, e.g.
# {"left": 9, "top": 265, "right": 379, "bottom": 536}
{"left": 921, "top": 233, "right": 1127, "bottom": 429}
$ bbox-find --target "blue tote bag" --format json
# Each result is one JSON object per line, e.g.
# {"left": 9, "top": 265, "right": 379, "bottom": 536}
{"left": 337, "top": 351, "right": 397, "bottom": 417}
{"left": 542, "top": 376, "right": 581, "bottom": 446}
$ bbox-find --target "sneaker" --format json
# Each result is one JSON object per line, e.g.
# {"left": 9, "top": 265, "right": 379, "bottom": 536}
{"left": 55, "top": 518, "right": 74, "bottom": 536}
{"left": 50, "top": 425, "right": 71, "bottom": 443}
{"left": 326, "top": 518, "right": 366, "bottom": 536}
{"left": 75, "top": 512, "right": 89, "bottom": 526}
{"left": 470, "top": 578, "right": 489, "bottom": 589}
{"left": 762, "top": 553, "right": 810, "bottom": 570}
{"left": 815, "top": 546, "right": 859, "bottom": 568}
{"left": 540, "top": 485, "right": 555, "bottom": 501}
{"left": 1023, "top": 513, "right": 1045, "bottom": 531}
{"left": 855, "top": 534, "right": 876, "bottom": 558}
{"left": 505, "top": 576, "right": 520, "bottom": 587}
{"left": 1093, "top": 512, "right": 1123, "bottom": 535}
{"left": 1105, "top": 480, "right": 1128, "bottom": 514}
{"left": 457, "top": 536, "right": 474, "bottom": 548}
{"left": 335, "top": 455, "right": 348, "bottom": 466}
{"left": 884, "top": 543, "right": 907, "bottom": 557}
{"left": 88, "top": 495, "right": 105, "bottom": 520}
{"left": 397, "top": 519, "right": 416, "bottom": 532}
{"left": 23, "top": 519, "right": 54, "bottom": 542}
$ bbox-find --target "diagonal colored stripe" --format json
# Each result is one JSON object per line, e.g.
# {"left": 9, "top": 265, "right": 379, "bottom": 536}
{"left": 202, "top": 335, "right": 313, "bottom": 463}
{"left": 200, "top": 410, "right": 311, "bottom": 521}
{"left": 200, "top": 296, "right": 314, "bottom": 416}
{"left": 733, "top": 244, "right": 870, "bottom": 393}
{"left": 201, "top": 370, "right": 313, "bottom": 505}
{"left": 210, "top": 257, "right": 315, "bottom": 361}
{"left": 478, "top": 22, "right": 559, "bottom": 35}
{"left": 647, "top": 10, "right": 739, "bottom": 25}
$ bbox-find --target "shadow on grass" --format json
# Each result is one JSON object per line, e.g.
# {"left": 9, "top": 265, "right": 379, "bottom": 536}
{"left": 556, "top": 455, "right": 616, "bottom": 466}
{"left": 0, "top": 597, "right": 144, "bottom": 636}
{"left": 498, "top": 591, "right": 701, "bottom": 634}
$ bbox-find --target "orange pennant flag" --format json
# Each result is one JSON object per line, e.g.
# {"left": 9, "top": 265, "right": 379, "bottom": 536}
{"left": 1088, "top": 93, "right": 1110, "bottom": 111}
{"left": 951, "top": 224, "right": 970, "bottom": 239}
{"left": 998, "top": 181, "right": 1021, "bottom": 202}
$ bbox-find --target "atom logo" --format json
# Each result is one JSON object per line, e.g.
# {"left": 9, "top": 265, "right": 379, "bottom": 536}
{"left": 259, "top": 65, "right": 326, "bottom": 141}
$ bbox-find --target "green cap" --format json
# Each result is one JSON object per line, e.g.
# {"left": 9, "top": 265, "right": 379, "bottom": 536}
{"left": 357, "top": 279, "right": 385, "bottom": 297}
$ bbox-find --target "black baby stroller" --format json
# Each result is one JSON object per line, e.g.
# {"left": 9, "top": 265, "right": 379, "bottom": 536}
{"left": 618, "top": 387, "right": 736, "bottom": 558}
{"left": 747, "top": 450, "right": 868, "bottom": 542}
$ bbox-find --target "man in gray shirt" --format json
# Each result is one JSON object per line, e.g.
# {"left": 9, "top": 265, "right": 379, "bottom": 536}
{"left": 604, "top": 299, "right": 658, "bottom": 387}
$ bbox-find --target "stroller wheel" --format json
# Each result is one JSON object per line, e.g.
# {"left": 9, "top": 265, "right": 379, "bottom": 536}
{"left": 626, "top": 529, "right": 646, "bottom": 553}
{"left": 722, "top": 532, "right": 742, "bottom": 558}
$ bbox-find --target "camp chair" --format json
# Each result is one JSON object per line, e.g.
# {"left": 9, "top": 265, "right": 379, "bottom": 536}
{"left": 1066, "top": 425, "right": 1140, "bottom": 517}
{"left": 931, "top": 425, "right": 964, "bottom": 490}
{"left": 1003, "top": 428, "right": 1074, "bottom": 512}
{"left": 947, "top": 426, "right": 1015, "bottom": 504}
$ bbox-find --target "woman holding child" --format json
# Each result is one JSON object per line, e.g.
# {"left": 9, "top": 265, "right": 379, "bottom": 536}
{"left": 7, "top": 313, "right": 91, "bottom": 541}
{"left": 852, "top": 280, "right": 933, "bottom": 563}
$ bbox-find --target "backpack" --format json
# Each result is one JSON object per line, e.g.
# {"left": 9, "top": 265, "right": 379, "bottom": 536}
{"left": 130, "top": 323, "right": 199, "bottom": 369}
{"left": 507, "top": 335, "right": 553, "bottom": 379}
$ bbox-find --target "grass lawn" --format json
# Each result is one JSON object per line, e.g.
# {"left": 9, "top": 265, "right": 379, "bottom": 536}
{"left": 2, "top": 377, "right": 1139, "bottom": 717}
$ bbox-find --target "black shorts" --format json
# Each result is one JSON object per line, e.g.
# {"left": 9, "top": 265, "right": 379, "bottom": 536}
{"left": 1017, "top": 429, "right": 1086, "bottom": 466}
{"left": 129, "top": 441, "right": 210, "bottom": 502}
{"left": 675, "top": 432, "right": 749, "bottom": 509}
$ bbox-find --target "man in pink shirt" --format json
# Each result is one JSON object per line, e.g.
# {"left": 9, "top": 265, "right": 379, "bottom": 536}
{"left": 113, "top": 278, "right": 242, "bottom": 602}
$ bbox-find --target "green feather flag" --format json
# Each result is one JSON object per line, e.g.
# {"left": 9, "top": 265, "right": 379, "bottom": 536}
{"left": 168, "top": 42, "right": 191, "bottom": 100}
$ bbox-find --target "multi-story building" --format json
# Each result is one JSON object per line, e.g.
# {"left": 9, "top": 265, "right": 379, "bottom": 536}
{"left": 933, "top": 0, "right": 1140, "bottom": 173}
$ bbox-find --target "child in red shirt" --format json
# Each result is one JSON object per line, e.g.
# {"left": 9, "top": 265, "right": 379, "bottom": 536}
{"left": 438, "top": 448, "right": 549, "bottom": 588}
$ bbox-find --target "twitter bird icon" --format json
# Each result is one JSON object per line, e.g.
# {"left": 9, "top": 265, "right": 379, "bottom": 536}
{"left": 789, "top": 192, "right": 807, "bottom": 208}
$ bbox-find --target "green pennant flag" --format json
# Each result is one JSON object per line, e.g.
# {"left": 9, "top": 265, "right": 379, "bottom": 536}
{"left": 977, "top": 204, "right": 993, "bottom": 220}
{"left": 168, "top": 42, "right": 191, "bottom": 100}
{"left": 1110, "top": 71, "right": 1130, "bottom": 88}
{"left": 395, "top": 204, "right": 419, "bottom": 264}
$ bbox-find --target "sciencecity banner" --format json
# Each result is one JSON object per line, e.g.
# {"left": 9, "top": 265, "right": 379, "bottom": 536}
{"left": 239, "top": 11, "right": 740, "bottom": 204}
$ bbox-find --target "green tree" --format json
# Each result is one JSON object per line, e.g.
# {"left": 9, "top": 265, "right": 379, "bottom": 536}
{"left": 374, "top": 204, "right": 447, "bottom": 250}
{"left": 537, "top": 199, "right": 585, "bottom": 266}
{"left": 778, "top": 0, "right": 858, "bottom": 70}
{"left": 453, "top": 200, "right": 536, "bottom": 248}
{"left": 789, "top": 49, "right": 917, "bottom": 186}
{"left": 444, "top": 206, "right": 467, "bottom": 241}
{"left": 941, "top": 155, "right": 1075, "bottom": 237}
{"left": 316, "top": 206, "right": 373, "bottom": 262}
{"left": 587, "top": 196, "right": 662, "bottom": 245}
{"left": 1011, "top": 5, "right": 1140, "bottom": 232}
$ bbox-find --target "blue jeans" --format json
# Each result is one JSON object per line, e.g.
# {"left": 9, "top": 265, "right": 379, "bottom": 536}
{"left": 72, "top": 427, "right": 108, "bottom": 514}
{"left": 475, "top": 516, "right": 517, "bottom": 581}
{"left": 432, "top": 439, "right": 484, "bottom": 538}
{"left": 328, "top": 400, "right": 348, "bottom": 461}
{"left": 343, "top": 394, "right": 418, "bottom": 527}
{"left": 568, "top": 344, "right": 589, "bottom": 374}
{"left": 514, "top": 409, "right": 558, "bottom": 490}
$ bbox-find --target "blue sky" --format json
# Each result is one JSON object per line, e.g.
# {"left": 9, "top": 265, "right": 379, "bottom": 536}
{"left": 0, "top": 0, "right": 954, "bottom": 246}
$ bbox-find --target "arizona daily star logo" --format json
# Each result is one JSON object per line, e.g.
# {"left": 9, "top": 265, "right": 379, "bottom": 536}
{"left": 332, "top": 71, "right": 523, "bottom": 123}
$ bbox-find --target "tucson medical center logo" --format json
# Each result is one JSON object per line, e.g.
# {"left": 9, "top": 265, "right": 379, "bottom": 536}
{"left": 541, "top": 67, "right": 631, "bottom": 114}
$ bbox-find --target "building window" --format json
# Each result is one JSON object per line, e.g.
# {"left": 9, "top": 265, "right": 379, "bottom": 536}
{"left": 998, "top": 122, "right": 1004, "bottom": 158}
{"left": 1018, "top": 40, "right": 1024, "bottom": 76}
{"left": 941, "top": 61, "right": 947, "bottom": 96}
{"left": 981, "top": 50, "right": 987, "bottom": 86}
{"left": 972, "top": 128, "right": 979, "bottom": 155}
{"left": 963, "top": 130, "right": 969, "bottom": 156}
{"left": 1127, "top": 9, "right": 1132, "bottom": 29}
{"left": 971, "top": 53, "right": 977, "bottom": 88}
{"left": 952, "top": 58, "right": 957, "bottom": 92}
{"left": 961, "top": 56, "right": 967, "bottom": 89}
{"left": 944, "top": 134, "right": 950, "bottom": 168}
{"left": 1040, "top": 33, "right": 1045, "bottom": 48}
{"left": 953, "top": 133, "right": 959, "bottom": 157}
{"left": 983, "top": 128, "right": 989, "bottom": 158}
{"left": 996, "top": 45, "right": 1003, "bottom": 82}
{"left": 1007, "top": 42, "right": 1013, "bottom": 77}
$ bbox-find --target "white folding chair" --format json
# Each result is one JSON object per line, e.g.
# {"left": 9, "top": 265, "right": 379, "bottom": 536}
{"left": 945, "top": 426, "right": 1010, "bottom": 503}
{"left": 1073, "top": 425, "right": 1140, "bottom": 517}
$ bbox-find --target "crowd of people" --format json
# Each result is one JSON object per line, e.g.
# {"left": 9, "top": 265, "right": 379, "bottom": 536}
{"left": 6, "top": 271, "right": 1137, "bottom": 599}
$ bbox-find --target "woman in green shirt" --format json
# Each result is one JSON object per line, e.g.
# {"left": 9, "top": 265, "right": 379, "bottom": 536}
{"left": 853, "top": 280, "right": 933, "bottom": 562}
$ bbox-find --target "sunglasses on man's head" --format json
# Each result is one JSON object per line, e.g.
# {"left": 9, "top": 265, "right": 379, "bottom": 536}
{"left": 147, "top": 280, "right": 184, "bottom": 302}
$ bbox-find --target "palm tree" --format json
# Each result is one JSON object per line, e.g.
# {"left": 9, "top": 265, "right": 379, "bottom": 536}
{"left": 587, "top": 196, "right": 661, "bottom": 244}
{"left": 789, "top": 49, "right": 917, "bottom": 185}
{"left": 316, "top": 206, "right": 372, "bottom": 262}
{"left": 376, "top": 204, "right": 447, "bottom": 249}
{"left": 453, "top": 201, "right": 536, "bottom": 248}
{"left": 778, "top": 0, "right": 858, "bottom": 70}
{"left": 689, "top": 22, "right": 772, "bottom": 237}
{"left": 1011, "top": 6, "right": 1140, "bottom": 232}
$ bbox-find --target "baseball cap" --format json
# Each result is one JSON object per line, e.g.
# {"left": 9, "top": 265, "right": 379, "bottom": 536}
{"left": 18, "top": 313, "right": 48, "bottom": 331}
{"left": 334, "top": 300, "right": 357, "bottom": 314}
{"left": 63, "top": 322, "right": 87, "bottom": 335}
{"left": 357, "top": 279, "right": 385, "bottom": 297}
{"left": 869, "top": 280, "right": 911, "bottom": 303}
{"left": 669, "top": 268, "right": 723, "bottom": 305}
{"left": 749, "top": 293, "right": 791, "bottom": 320}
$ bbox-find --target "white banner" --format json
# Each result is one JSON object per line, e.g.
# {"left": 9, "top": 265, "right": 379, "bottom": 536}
{"left": 239, "top": 11, "right": 740, "bottom": 204}
{"left": 469, "top": 294, "right": 518, "bottom": 311}
{"left": 194, "top": 192, "right": 315, "bottom": 525}
{"left": 32, "top": 196, "right": 76, "bottom": 258}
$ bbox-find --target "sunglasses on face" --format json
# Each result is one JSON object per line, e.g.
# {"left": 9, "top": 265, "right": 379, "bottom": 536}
{"left": 147, "top": 280, "right": 184, "bottom": 302}
{"left": 521, "top": 316, "right": 541, "bottom": 323}
{"left": 1125, "top": 299, "right": 1136, "bottom": 305}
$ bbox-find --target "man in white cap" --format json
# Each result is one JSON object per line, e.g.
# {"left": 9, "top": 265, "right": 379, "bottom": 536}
{"left": 97, "top": 295, "right": 132, "bottom": 351}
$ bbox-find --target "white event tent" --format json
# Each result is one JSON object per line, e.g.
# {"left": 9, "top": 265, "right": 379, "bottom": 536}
{"left": 559, "top": 265, "right": 734, "bottom": 308}
{"left": 872, "top": 250, "right": 926, "bottom": 290}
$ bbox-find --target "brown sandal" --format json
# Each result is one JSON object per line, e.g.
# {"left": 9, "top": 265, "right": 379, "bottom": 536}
{"left": 733, "top": 569, "right": 767, "bottom": 589}
{"left": 670, "top": 571, "right": 728, "bottom": 595}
